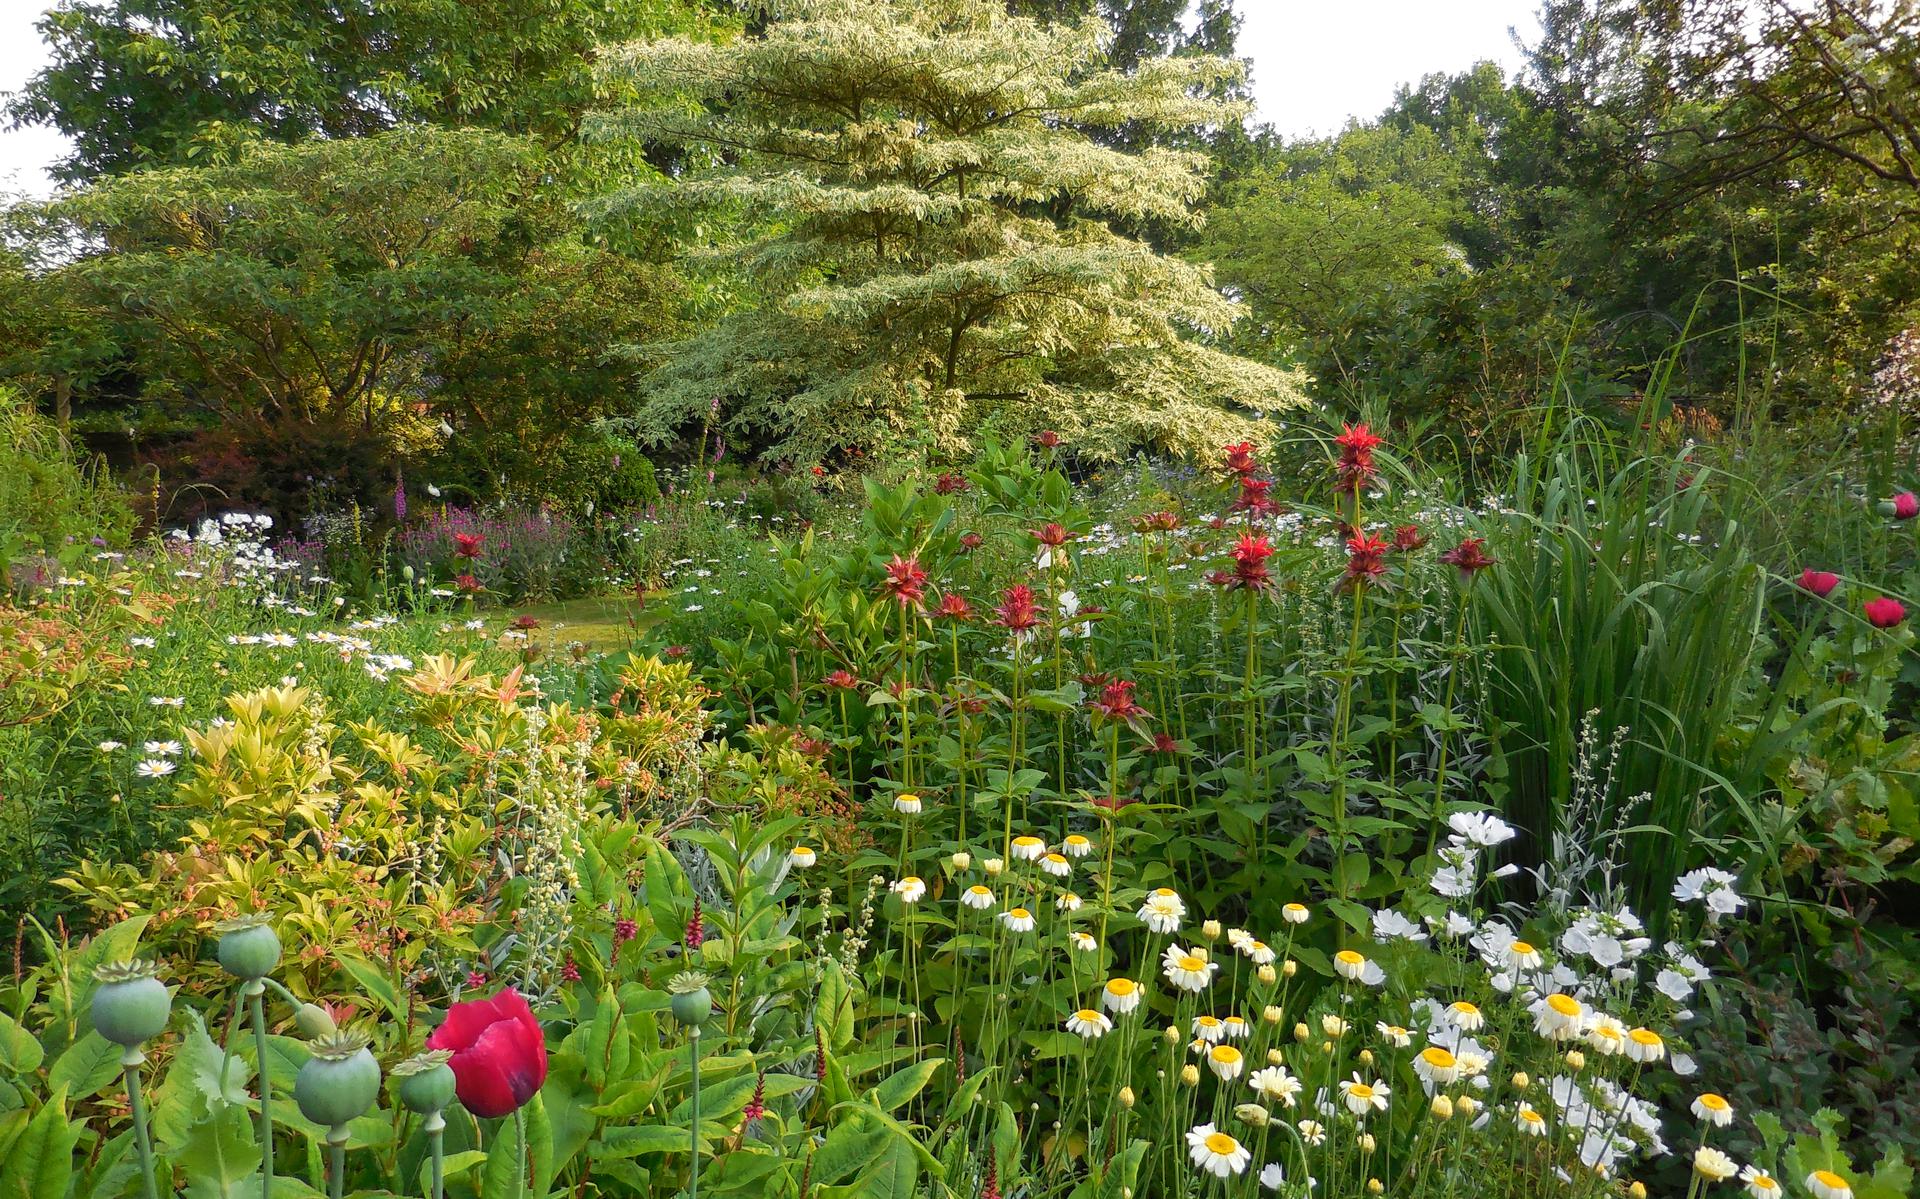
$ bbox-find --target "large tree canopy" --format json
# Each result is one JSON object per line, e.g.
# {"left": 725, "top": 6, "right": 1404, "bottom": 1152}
{"left": 589, "top": 0, "right": 1306, "bottom": 464}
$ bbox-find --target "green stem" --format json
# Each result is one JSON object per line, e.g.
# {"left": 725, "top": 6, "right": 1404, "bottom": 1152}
{"left": 513, "top": 1107, "right": 527, "bottom": 1199}
{"left": 123, "top": 1055, "right": 159, "bottom": 1199}
{"left": 327, "top": 1127, "right": 347, "bottom": 1199}
{"left": 426, "top": 1115, "right": 446, "bottom": 1199}
{"left": 250, "top": 988, "right": 273, "bottom": 1199}
{"left": 689, "top": 1028, "right": 702, "bottom": 1199}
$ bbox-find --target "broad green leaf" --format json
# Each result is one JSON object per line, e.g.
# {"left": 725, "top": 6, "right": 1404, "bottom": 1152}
{"left": 0, "top": 1084, "right": 83, "bottom": 1199}
{"left": 0, "top": 1015, "right": 43, "bottom": 1075}
{"left": 47, "top": 1032, "right": 122, "bottom": 1100}
{"left": 868, "top": 1058, "right": 942, "bottom": 1113}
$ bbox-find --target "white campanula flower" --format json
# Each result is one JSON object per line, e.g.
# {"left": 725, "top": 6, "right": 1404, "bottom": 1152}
{"left": 1674, "top": 867, "right": 1746, "bottom": 916}
{"left": 1448, "top": 810, "right": 1518, "bottom": 847}
{"left": 1371, "top": 909, "right": 1428, "bottom": 943}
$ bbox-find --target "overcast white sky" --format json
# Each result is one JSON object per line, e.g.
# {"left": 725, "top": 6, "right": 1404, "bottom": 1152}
{"left": 0, "top": 0, "right": 1541, "bottom": 198}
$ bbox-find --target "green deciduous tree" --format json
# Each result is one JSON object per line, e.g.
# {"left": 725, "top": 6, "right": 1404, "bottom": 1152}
{"left": 589, "top": 0, "right": 1305, "bottom": 464}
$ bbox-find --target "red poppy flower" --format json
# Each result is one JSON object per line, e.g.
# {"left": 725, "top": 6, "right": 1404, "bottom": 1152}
{"left": 1223, "top": 441, "right": 1259, "bottom": 476}
{"left": 453, "top": 533, "right": 485, "bottom": 560}
{"left": 811, "top": 465, "right": 825, "bottom": 477}
{"left": 936, "top": 593, "right": 973, "bottom": 621}
{"left": 426, "top": 989, "right": 548, "bottom": 1119}
{"left": 1797, "top": 569, "right": 1840, "bottom": 597}
{"left": 1438, "top": 537, "right": 1496, "bottom": 582}
{"left": 1391, "top": 524, "right": 1427, "bottom": 552}
{"left": 1865, "top": 596, "right": 1907, "bottom": 628}
{"left": 880, "top": 554, "right": 929, "bottom": 609}
{"left": 995, "top": 584, "right": 1040, "bottom": 632}
{"left": 1893, "top": 491, "right": 1918, "bottom": 520}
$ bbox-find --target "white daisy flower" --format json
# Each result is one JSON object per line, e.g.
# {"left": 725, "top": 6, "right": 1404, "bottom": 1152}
{"left": 1163, "top": 948, "right": 1216, "bottom": 992}
{"left": 1624, "top": 1028, "right": 1666, "bottom": 1063}
{"left": 1060, "top": 834, "right": 1093, "bottom": 858}
{"left": 136, "top": 759, "right": 176, "bottom": 778}
{"left": 1333, "top": 949, "right": 1369, "bottom": 981}
{"left": 1185, "top": 1124, "right": 1251, "bottom": 1178}
{"left": 1221, "top": 1015, "right": 1249, "bottom": 1041}
{"left": 1248, "top": 1065, "right": 1302, "bottom": 1107}
{"left": 1514, "top": 1103, "right": 1549, "bottom": 1136}
{"left": 789, "top": 846, "right": 816, "bottom": 868}
{"left": 1065, "top": 1009, "right": 1112, "bottom": 1039}
{"left": 1101, "top": 978, "right": 1142, "bottom": 1014}
{"left": 1296, "top": 1119, "right": 1326, "bottom": 1146}
{"left": 1413, "top": 1046, "right": 1460, "bottom": 1086}
{"left": 1532, "top": 993, "right": 1587, "bottom": 1040}
{"left": 1340, "top": 1074, "right": 1389, "bottom": 1117}
{"left": 1069, "top": 931, "right": 1097, "bottom": 953}
{"left": 1375, "top": 1023, "right": 1412, "bottom": 1048}
{"left": 1694, "top": 1147, "right": 1737, "bottom": 1182}
{"left": 1740, "top": 1165, "right": 1782, "bottom": 1199}
{"left": 1010, "top": 835, "right": 1046, "bottom": 861}
{"left": 1281, "top": 903, "right": 1310, "bottom": 925}
{"left": 1691, "top": 1093, "right": 1734, "bottom": 1127}
{"left": 1206, "top": 1044, "right": 1244, "bottom": 1081}
{"left": 1057, "top": 891, "right": 1083, "bottom": 912}
{"left": 97, "top": 740, "right": 124, "bottom": 752}
{"left": 1000, "top": 907, "right": 1035, "bottom": 933}
{"left": 893, "top": 793, "right": 922, "bottom": 815}
{"left": 1447, "top": 1001, "right": 1486, "bottom": 1032}
{"left": 890, "top": 876, "right": 926, "bottom": 904}
{"left": 1040, "top": 853, "right": 1071, "bottom": 878}
{"left": 1193, "top": 1015, "right": 1226, "bottom": 1042}
{"left": 1805, "top": 1170, "right": 1852, "bottom": 1199}
{"left": 961, "top": 885, "right": 995, "bottom": 910}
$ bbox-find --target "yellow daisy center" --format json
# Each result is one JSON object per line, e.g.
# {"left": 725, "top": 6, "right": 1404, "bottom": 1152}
{"left": 1346, "top": 1083, "right": 1375, "bottom": 1099}
{"left": 1066, "top": 835, "right": 1090, "bottom": 848}
{"left": 1075, "top": 1009, "right": 1100, "bottom": 1022}
{"left": 1008, "top": 908, "right": 1031, "bottom": 919}
{"left": 1211, "top": 1045, "right": 1241, "bottom": 1063}
{"left": 1510, "top": 940, "right": 1535, "bottom": 955}
{"left": 1451, "top": 1001, "right": 1480, "bottom": 1015}
{"left": 1154, "top": 887, "right": 1178, "bottom": 897}
{"left": 1811, "top": 1171, "right": 1846, "bottom": 1188}
{"left": 1106, "top": 979, "right": 1137, "bottom": 995}
{"left": 969, "top": 886, "right": 991, "bottom": 896}
{"left": 795, "top": 846, "right": 812, "bottom": 854}
{"left": 1419, "top": 1047, "right": 1457, "bottom": 1069}
{"left": 1196, "top": 1016, "right": 1220, "bottom": 1027}
{"left": 1546, "top": 993, "right": 1582, "bottom": 1017}
{"left": 1203, "top": 1132, "right": 1239, "bottom": 1155}
{"left": 1628, "top": 1028, "right": 1661, "bottom": 1046}
{"left": 1698, "top": 1093, "right": 1729, "bottom": 1112}
{"left": 1519, "top": 1109, "right": 1545, "bottom": 1125}
{"left": 1335, "top": 950, "right": 1365, "bottom": 966}
{"left": 1178, "top": 955, "right": 1206, "bottom": 971}
{"left": 1750, "top": 1175, "right": 1776, "bottom": 1189}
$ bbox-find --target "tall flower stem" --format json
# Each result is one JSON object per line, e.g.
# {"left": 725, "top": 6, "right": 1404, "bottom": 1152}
{"left": 248, "top": 986, "right": 274, "bottom": 1199}
{"left": 122, "top": 1052, "right": 159, "bottom": 1199}
{"left": 513, "top": 1108, "right": 528, "bottom": 1199}
{"left": 426, "top": 1113, "right": 446, "bottom": 1199}
{"left": 1244, "top": 587, "right": 1262, "bottom": 854}
{"left": 327, "top": 1126, "right": 348, "bottom": 1199}
{"left": 688, "top": 1029, "right": 702, "bottom": 1199}
{"left": 1424, "top": 596, "right": 1473, "bottom": 856}
{"left": 1330, "top": 584, "right": 1367, "bottom": 911}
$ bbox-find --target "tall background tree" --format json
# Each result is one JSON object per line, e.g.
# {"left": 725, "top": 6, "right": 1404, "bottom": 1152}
{"left": 588, "top": 0, "right": 1305, "bottom": 464}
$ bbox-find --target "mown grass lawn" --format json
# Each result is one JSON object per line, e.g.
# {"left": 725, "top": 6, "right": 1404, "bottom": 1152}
{"left": 503, "top": 594, "right": 664, "bottom": 653}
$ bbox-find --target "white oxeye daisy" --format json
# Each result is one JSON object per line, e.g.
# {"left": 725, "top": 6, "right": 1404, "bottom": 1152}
{"left": 1533, "top": 993, "right": 1587, "bottom": 1040}
{"left": 1586, "top": 1015, "right": 1627, "bottom": 1056}
{"left": 1739, "top": 1165, "right": 1782, "bottom": 1199}
{"left": 1137, "top": 893, "right": 1183, "bottom": 933}
{"left": 1448, "top": 1000, "right": 1486, "bottom": 1031}
{"left": 1011, "top": 835, "right": 1046, "bottom": 861}
{"left": 890, "top": 876, "right": 926, "bottom": 904}
{"left": 1057, "top": 891, "right": 1083, "bottom": 912}
{"left": 98, "top": 740, "right": 124, "bottom": 752}
{"left": 1150, "top": 886, "right": 1186, "bottom": 912}
{"left": 1193, "top": 1015, "right": 1225, "bottom": 1042}
{"left": 136, "top": 759, "right": 176, "bottom": 778}
{"left": 1693, "top": 1147, "right": 1738, "bottom": 1182}
{"left": 1691, "top": 1093, "right": 1734, "bottom": 1127}
{"left": 1282, "top": 903, "right": 1310, "bottom": 925}
{"left": 1207, "top": 1044, "right": 1245, "bottom": 1081}
{"left": 1000, "top": 907, "right": 1036, "bottom": 933}
{"left": 1066, "top": 1009, "right": 1112, "bottom": 1039}
{"left": 1507, "top": 939, "right": 1544, "bottom": 969}
{"left": 1296, "top": 1119, "right": 1327, "bottom": 1146}
{"left": 1340, "top": 1075, "right": 1389, "bottom": 1117}
{"left": 1513, "top": 1103, "right": 1548, "bottom": 1136}
{"left": 1805, "top": 1170, "right": 1852, "bottom": 1199}
{"left": 1040, "top": 853, "right": 1071, "bottom": 877}
{"left": 1165, "top": 950, "right": 1216, "bottom": 992}
{"left": 1228, "top": 928, "right": 1253, "bottom": 950}
{"left": 789, "top": 846, "right": 817, "bottom": 868}
{"left": 1248, "top": 1065, "right": 1302, "bottom": 1107}
{"left": 1413, "top": 1046, "right": 1460, "bottom": 1085}
{"left": 961, "top": 884, "right": 995, "bottom": 910}
{"left": 1221, "top": 1016, "right": 1249, "bottom": 1041}
{"left": 983, "top": 857, "right": 1005, "bottom": 877}
{"left": 1069, "top": 931, "right": 1097, "bottom": 953}
{"left": 893, "top": 793, "right": 922, "bottom": 814}
{"left": 1333, "top": 950, "right": 1369, "bottom": 981}
{"left": 1102, "top": 977, "right": 1142, "bottom": 1014}
{"left": 1625, "top": 1027, "right": 1666, "bottom": 1063}
{"left": 1243, "top": 939, "right": 1275, "bottom": 965}
{"left": 1185, "top": 1123, "right": 1251, "bottom": 1178}
{"left": 1375, "top": 1023, "right": 1412, "bottom": 1048}
{"left": 1061, "top": 834, "right": 1093, "bottom": 858}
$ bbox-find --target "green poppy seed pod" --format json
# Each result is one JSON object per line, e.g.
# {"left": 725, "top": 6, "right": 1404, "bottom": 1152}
{"left": 295, "top": 1003, "right": 339, "bottom": 1040}
{"left": 1877, "top": 499, "right": 1899, "bottom": 517}
{"left": 91, "top": 960, "right": 172, "bottom": 1047}
{"left": 392, "top": 1050, "right": 457, "bottom": 1115}
{"left": 667, "top": 971, "right": 712, "bottom": 1027}
{"left": 295, "top": 1033, "right": 381, "bottom": 1128}
{"left": 214, "top": 914, "right": 281, "bottom": 980}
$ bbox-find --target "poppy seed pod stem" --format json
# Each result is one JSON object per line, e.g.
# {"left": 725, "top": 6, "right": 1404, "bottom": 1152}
{"left": 250, "top": 990, "right": 274, "bottom": 1199}
{"left": 122, "top": 1052, "right": 159, "bottom": 1199}
{"left": 689, "top": 1026, "right": 702, "bottom": 1199}
{"left": 326, "top": 1124, "right": 349, "bottom": 1199}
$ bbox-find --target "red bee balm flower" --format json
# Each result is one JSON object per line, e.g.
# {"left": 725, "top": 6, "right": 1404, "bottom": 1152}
{"left": 1392, "top": 524, "right": 1428, "bottom": 552}
{"left": 880, "top": 555, "right": 929, "bottom": 609}
{"left": 936, "top": 593, "right": 973, "bottom": 621}
{"left": 823, "top": 669, "right": 860, "bottom": 690}
{"left": 1343, "top": 532, "right": 1391, "bottom": 589}
{"left": 1213, "top": 533, "right": 1275, "bottom": 592}
{"left": 1234, "top": 477, "right": 1277, "bottom": 517}
{"left": 995, "top": 584, "right": 1040, "bottom": 632}
{"left": 959, "top": 532, "right": 983, "bottom": 552}
{"left": 1332, "top": 423, "right": 1384, "bottom": 495}
{"left": 1223, "top": 441, "right": 1259, "bottom": 476}
{"left": 1797, "top": 570, "right": 1840, "bottom": 597}
{"left": 1865, "top": 597, "right": 1907, "bottom": 628}
{"left": 1893, "top": 491, "right": 1918, "bottom": 520}
{"left": 1438, "top": 537, "right": 1496, "bottom": 582}
{"left": 1090, "top": 679, "right": 1147, "bottom": 723}
{"left": 1031, "top": 522, "right": 1071, "bottom": 547}
{"left": 453, "top": 533, "right": 484, "bottom": 559}
{"left": 1034, "top": 430, "right": 1062, "bottom": 449}
{"left": 425, "top": 989, "right": 548, "bottom": 1119}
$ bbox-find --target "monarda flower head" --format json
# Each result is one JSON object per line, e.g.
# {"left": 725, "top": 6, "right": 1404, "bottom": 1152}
{"left": 1391, "top": 524, "right": 1427, "bottom": 552}
{"left": 453, "top": 532, "right": 485, "bottom": 559}
{"left": 823, "top": 669, "right": 861, "bottom": 690}
{"left": 1223, "top": 441, "right": 1259, "bottom": 476}
{"left": 933, "top": 472, "right": 970, "bottom": 495}
{"left": 880, "top": 555, "right": 929, "bottom": 610}
{"left": 995, "top": 584, "right": 1041, "bottom": 633}
{"left": 1333, "top": 423, "right": 1384, "bottom": 495}
{"left": 959, "top": 532, "right": 983, "bottom": 552}
{"left": 1133, "top": 510, "right": 1182, "bottom": 534}
{"left": 1438, "top": 537, "right": 1496, "bottom": 583}
{"left": 936, "top": 593, "right": 973, "bottom": 621}
{"left": 1343, "top": 532, "right": 1390, "bottom": 590}
{"left": 1234, "top": 477, "right": 1278, "bottom": 518}
{"left": 1031, "top": 522, "right": 1071, "bottom": 547}
{"left": 1211, "top": 533, "right": 1275, "bottom": 592}
{"left": 1090, "top": 678, "right": 1148, "bottom": 725}
{"left": 1034, "top": 430, "right": 1062, "bottom": 449}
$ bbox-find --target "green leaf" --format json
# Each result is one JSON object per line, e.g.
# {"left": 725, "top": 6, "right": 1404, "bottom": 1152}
{"left": 333, "top": 955, "right": 404, "bottom": 1021}
{"left": 0, "top": 1015, "right": 43, "bottom": 1076}
{"left": 481, "top": 1107, "right": 523, "bottom": 1197}
{"left": 868, "top": 1059, "right": 942, "bottom": 1113}
{"left": 177, "top": 1099, "right": 259, "bottom": 1199}
{"left": 0, "top": 1084, "right": 84, "bottom": 1199}
{"left": 592, "top": 1124, "right": 693, "bottom": 1159}
{"left": 47, "top": 1032, "right": 122, "bottom": 1100}
{"left": 807, "top": 1123, "right": 888, "bottom": 1187}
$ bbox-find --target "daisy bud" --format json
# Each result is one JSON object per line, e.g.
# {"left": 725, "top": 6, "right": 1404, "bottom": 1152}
{"left": 1262, "top": 1005, "right": 1282, "bottom": 1024}
{"left": 1282, "top": 959, "right": 1298, "bottom": 978}
{"left": 1201, "top": 919, "right": 1222, "bottom": 940}
{"left": 1165, "top": 1024, "right": 1182, "bottom": 1043}
{"left": 1321, "top": 1041, "right": 1334, "bottom": 1054}
{"left": 1180, "top": 1064, "right": 1200, "bottom": 1087}
{"left": 1293, "top": 1023, "right": 1309, "bottom": 1043}
{"left": 1629, "top": 1185, "right": 1647, "bottom": 1199}
{"left": 1266, "top": 1049, "right": 1284, "bottom": 1065}
{"left": 1359, "top": 1134, "right": 1376, "bottom": 1153}
{"left": 1511, "top": 1071, "right": 1529, "bottom": 1090}
{"left": 1119, "top": 1086, "right": 1135, "bottom": 1109}
{"left": 1565, "top": 1050, "right": 1586, "bottom": 1071}
{"left": 1191, "top": 946, "right": 1210, "bottom": 963}
{"left": 1456, "top": 1096, "right": 1480, "bottom": 1116}
{"left": 951, "top": 852, "right": 972, "bottom": 870}
{"left": 1257, "top": 964, "right": 1277, "bottom": 985}
{"left": 1358, "top": 1049, "right": 1374, "bottom": 1066}
{"left": 1235, "top": 1103, "right": 1270, "bottom": 1127}
{"left": 1430, "top": 1095, "right": 1453, "bottom": 1120}
{"left": 1368, "top": 1180, "right": 1384, "bottom": 1195}
{"left": 984, "top": 858, "right": 1005, "bottom": 877}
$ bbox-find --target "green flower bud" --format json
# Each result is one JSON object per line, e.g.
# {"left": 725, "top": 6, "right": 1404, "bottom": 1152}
{"left": 213, "top": 914, "right": 281, "bottom": 980}
{"left": 392, "top": 1049, "right": 457, "bottom": 1115}
{"left": 667, "top": 971, "right": 712, "bottom": 1027}
{"left": 295, "top": 1003, "right": 339, "bottom": 1040}
{"left": 294, "top": 1032, "right": 381, "bottom": 1128}
{"left": 91, "top": 960, "right": 172, "bottom": 1047}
